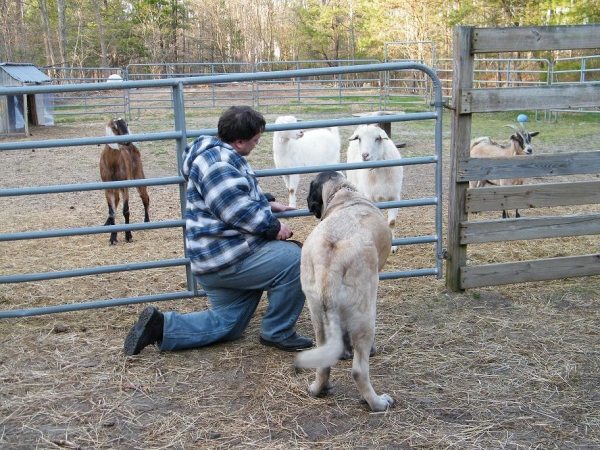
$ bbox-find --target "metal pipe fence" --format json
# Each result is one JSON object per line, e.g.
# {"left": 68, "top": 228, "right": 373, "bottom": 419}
{"left": 39, "top": 56, "right": 599, "bottom": 122}
{"left": 254, "top": 60, "right": 383, "bottom": 112}
{"left": 0, "top": 62, "right": 445, "bottom": 319}
{"left": 551, "top": 55, "right": 600, "bottom": 114}
{"left": 40, "top": 66, "right": 128, "bottom": 118}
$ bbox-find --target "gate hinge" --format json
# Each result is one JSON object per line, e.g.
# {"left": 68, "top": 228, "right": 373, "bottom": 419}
{"left": 431, "top": 100, "right": 454, "bottom": 110}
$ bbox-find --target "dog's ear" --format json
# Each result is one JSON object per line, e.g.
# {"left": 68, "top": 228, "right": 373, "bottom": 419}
{"left": 307, "top": 179, "right": 324, "bottom": 219}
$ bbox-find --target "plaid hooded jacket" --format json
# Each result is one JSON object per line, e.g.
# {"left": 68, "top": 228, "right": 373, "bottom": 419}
{"left": 181, "top": 135, "right": 281, "bottom": 274}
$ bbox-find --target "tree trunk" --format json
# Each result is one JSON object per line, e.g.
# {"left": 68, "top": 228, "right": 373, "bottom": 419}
{"left": 91, "top": 0, "right": 109, "bottom": 68}
{"left": 38, "top": 0, "right": 56, "bottom": 67}
{"left": 57, "top": 0, "right": 68, "bottom": 65}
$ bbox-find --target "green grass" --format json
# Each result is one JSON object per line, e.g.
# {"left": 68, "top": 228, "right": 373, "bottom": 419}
{"left": 259, "top": 104, "right": 359, "bottom": 115}
{"left": 54, "top": 115, "right": 106, "bottom": 125}
{"left": 49, "top": 103, "right": 597, "bottom": 158}
{"left": 467, "top": 110, "right": 599, "bottom": 154}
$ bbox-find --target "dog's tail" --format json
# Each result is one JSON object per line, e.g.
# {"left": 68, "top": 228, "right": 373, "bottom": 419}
{"left": 294, "top": 307, "right": 344, "bottom": 369}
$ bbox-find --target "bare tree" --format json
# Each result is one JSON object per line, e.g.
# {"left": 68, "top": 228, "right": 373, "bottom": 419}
{"left": 91, "top": 0, "right": 109, "bottom": 68}
{"left": 57, "top": 0, "right": 68, "bottom": 65}
{"left": 38, "top": 0, "right": 56, "bottom": 67}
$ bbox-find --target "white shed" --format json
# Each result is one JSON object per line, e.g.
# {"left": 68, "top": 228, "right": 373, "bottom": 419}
{"left": 0, "top": 63, "right": 54, "bottom": 136}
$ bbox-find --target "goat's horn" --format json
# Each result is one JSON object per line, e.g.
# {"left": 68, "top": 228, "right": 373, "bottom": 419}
{"left": 504, "top": 124, "right": 521, "bottom": 133}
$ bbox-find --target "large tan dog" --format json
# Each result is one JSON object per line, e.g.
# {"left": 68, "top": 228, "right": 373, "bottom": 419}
{"left": 295, "top": 171, "right": 394, "bottom": 412}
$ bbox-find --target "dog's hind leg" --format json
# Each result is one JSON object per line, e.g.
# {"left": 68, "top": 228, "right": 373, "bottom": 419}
{"left": 351, "top": 340, "right": 394, "bottom": 412}
{"left": 339, "top": 331, "right": 353, "bottom": 360}
{"left": 340, "top": 337, "right": 378, "bottom": 360}
{"left": 307, "top": 320, "right": 334, "bottom": 397}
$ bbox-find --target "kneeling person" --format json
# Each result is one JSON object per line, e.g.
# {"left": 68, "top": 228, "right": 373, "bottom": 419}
{"left": 123, "top": 106, "right": 312, "bottom": 355}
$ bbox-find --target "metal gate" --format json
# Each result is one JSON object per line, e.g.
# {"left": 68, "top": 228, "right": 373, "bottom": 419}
{"left": 0, "top": 62, "right": 445, "bottom": 319}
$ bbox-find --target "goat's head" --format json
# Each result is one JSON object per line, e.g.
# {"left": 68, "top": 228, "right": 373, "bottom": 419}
{"left": 275, "top": 115, "right": 304, "bottom": 140}
{"left": 349, "top": 124, "right": 389, "bottom": 161}
{"left": 504, "top": 124, "right": 539, "bottom": 155}
{"left": 106, "top": 118, "right": 132, "bottom": 149}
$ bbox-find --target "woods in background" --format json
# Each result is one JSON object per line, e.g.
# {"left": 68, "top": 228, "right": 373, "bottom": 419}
{"left": 1, "top": 0, "right": 598, "bottom": 70}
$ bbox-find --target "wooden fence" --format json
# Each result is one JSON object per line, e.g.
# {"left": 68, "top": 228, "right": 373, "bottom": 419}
{"left": 446, "top": 25, "right": 600, "bottom": 291}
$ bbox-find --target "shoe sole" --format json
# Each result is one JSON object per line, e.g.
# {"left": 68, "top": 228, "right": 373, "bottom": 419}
{"left": 123, "top": 306, "right": 157, "bottom": 356}
{"left": 259, "top": 336, "right": 313, "bottom": 352}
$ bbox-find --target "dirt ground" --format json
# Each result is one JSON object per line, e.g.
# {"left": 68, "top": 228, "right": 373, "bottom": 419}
{"left": 0, "top": 111, "right": 599, "bottom": 449}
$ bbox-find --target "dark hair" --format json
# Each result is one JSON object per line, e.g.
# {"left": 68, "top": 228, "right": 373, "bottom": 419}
{"left": 217, "top": 106, "right": 266, "bottom": 143}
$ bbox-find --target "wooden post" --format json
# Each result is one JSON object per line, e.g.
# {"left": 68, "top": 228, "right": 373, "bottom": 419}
{"left": 352, "top": 110, "right": 404, "bottom": 144}
{"left": 372, "top": 111, "right": 392, "bottom": 138}
{"left": 445, "top": 27, "right": 475, "bottom": 292}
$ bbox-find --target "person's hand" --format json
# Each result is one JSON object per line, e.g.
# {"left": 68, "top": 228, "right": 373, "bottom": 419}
{"left": 276, "top": 223, "right": 294, "bottom": 240}
{"left": 270, "top": 201, "right": 296, "bottom": 213}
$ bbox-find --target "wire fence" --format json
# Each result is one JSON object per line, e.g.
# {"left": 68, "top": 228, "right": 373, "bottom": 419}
{"left": 38, "top": 55, "right": 600, "bottom": 122}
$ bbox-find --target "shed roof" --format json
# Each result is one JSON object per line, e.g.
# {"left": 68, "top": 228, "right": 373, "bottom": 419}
{"left": 0, "top": 63, "right": 51, "bottom": 84}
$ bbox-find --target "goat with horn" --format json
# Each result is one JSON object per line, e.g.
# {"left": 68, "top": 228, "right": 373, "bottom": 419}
{"left": 469, "top": 120, "right": 539, "bottom": 218}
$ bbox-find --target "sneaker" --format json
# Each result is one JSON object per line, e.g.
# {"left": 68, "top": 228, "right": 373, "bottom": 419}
{"left": 123, "top": 306, "right": 164, "bottom": 356}
{"left": 260, "top": 332, "right": 314, "bottom": 352}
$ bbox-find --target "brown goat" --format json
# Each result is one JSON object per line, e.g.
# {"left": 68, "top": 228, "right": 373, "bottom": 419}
{"left": 99, "top": 118, "right": 150, "bottom": 244}
{"left": 469, "top": 124, "right": 539, "bottom": 218}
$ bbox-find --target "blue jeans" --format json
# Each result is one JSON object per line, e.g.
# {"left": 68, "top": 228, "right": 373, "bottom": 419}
{"left": 159, "top": 240, "right": 306, "bottom": 351}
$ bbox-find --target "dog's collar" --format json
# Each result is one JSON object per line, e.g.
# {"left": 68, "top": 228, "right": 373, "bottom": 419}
{"left": 326, "top": 185, "right": 358, "bottom": 204}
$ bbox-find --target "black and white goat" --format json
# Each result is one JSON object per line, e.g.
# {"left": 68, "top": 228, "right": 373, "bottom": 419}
{"left": 469, "top": 124, "right": 539, "bottom": 218}
{"left": 99, "top": 118, "right": 150, "bottom": 244}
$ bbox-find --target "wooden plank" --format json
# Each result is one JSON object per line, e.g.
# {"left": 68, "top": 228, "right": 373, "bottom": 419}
{"left": 466, "top": 180, "right": 600, "bottom": 213}
{"left": 471, "top": 25, "right": 600, "bottom": 53}
{"left": 460, "top": 84, "right": 600, "bottom": 114}
{"left": 446, "top": 26, "right": 475, "bottom": 292}
{"left": 460, "top": 254, "right": 600, "bottom": 289}
{"left": 459, "top": 152, "right": 600, "bottom": 182}
{"left": 460, "top": 213, "right": 600, "bottom": 244}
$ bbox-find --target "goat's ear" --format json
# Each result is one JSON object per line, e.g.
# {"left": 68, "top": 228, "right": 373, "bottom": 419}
{"left": 349, "top": 132, "right": 359, "bottom": 141}
{"left": 105, "top": 126, "right": 120, "bottom": 149}
{"left": 306, "top": 180, "right": 324, "bottom": 219}
{"left": 529, "top": 131, "right": 539, "bottom": 137}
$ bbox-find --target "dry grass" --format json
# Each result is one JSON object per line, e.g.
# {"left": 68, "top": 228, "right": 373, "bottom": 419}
{"left": 0, "top": 111, "right": 599, "bottom": 449}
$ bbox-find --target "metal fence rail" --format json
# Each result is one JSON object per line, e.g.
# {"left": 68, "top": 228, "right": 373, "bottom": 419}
{"left": 0, "top": 62, "right": 445, "bottom": 318}
{"left": 39, "top": 56, "right": 599, "bottom": 123}
{"left": 435, "top": 57, "right": 551, "bottom": 99}
{"left": 41, "top": 66, "right": 128, "bottom": 118}
{"left": 551, "top": 55, "right": 600, "bottom": 114}
{"left": 254, "top": 60, "right": 383, "bottom": 112}
{"left": 385, "top": 59, "right": 431, "bottom": 107}
{"left": 125, "top": 62, "right": 256, "bottom": 119}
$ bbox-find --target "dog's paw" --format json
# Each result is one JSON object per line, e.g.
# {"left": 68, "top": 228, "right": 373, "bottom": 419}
{"left": 309, "top": 381, "right": 333, "bottom": 398}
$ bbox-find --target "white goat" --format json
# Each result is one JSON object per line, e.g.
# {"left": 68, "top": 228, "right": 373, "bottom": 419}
{"left": 346, "top": 124, "right": 404, "bottom": 253}
{"left": 272, "top": 115, "right": 341, "bottom": 208}
{"left": 469, "top": 124, "right": 539, "bottom": 218}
